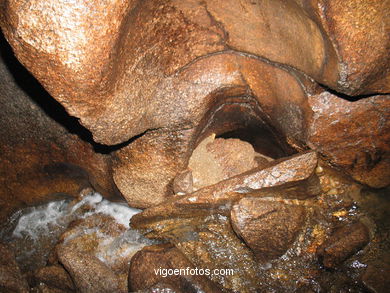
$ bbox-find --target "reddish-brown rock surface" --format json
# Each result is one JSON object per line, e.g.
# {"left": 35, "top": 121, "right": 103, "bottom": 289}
{"left": 129, "top": 243, "right": 223, "bottom": 293}
{"left": 0, "top": 38, "right": 118, "bottom": 222}
{"left": 316, "top": 222, "right": 370, "bottom": 268}
{"left": 307, "top": 92, "right": 390, "bottom": 188}
{"left": 306, "top": 0, "right": 390, "bottom": 94}
{"left": 1, "top": 0, "right": 389, "bottom": 209}
{"left": 231, "top": 197, "right": 306, "bottom": 262}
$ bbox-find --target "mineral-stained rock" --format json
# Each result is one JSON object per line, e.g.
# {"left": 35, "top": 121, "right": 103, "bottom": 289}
{"left": 55, "top": 213, "right": 150, "bottom": 293}
{"left": 205, "top": 0, "right": 338, "bottom": 87}
{"left": 32, "top": 283, "right": 70, "bottom": 293}
{"left": 307, "top": 92, "right": 390, "bottom": 188}
{"left": 34, "top": 265, "right": 75, "bottom": 292}
{"left": 132, "top": 215, "right": 259, "bottom": 293}
{"left": 1, "top": 0, "right": 389, "bottom": 211}
{"left": 113, "top": 129, "right": 195, "bottom": 208}
{"left": 231, "top": 197, "right": 306, "bottom": 262}
{"left": 131, "top": 151, "right": 320, "bottom": 228}
{"left": 316, "top": 222, "right": 370, "bottom": 269}
{"left": 188, "top": 135, "right": 258, "bottom": 191}
{"left": 128, "top": 243, "right": 222, "bottom": 293}
{"left": 0, "top": 242, "right": 29, "bottom": 293}
{"left": 141, "top": 282, "right": 180, "bottom": 293}
{"left": 58, "top": 247, "right": 121, "bottom": 293}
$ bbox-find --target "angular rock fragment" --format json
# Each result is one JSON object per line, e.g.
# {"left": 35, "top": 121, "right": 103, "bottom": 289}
{"left": 128, "top": 243, "right": 222, "bottom": 293}
{"left": 316, "top": 222, "right": 369, "bottom": 269}
{"left": 0, "top": 242, "right": 29, "bottom": 293}
{"left": 173, "top": 169, "right": 194, "bottom": 195}
{"left": 231, "top": 197, "right": 306, "bottom": 262}
{"left": 131, "top": 151, "right": 320, "bottom": 228}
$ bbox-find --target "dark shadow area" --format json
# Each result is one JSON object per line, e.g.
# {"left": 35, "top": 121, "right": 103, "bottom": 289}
{"left": 319, "top": 84, "right": 387, "bottom": 102}
{"left": 0, "top": 31, "right": 130, "bottom": 154}
{"left": 197, "top": 93, "right": 297, "bottom": 159}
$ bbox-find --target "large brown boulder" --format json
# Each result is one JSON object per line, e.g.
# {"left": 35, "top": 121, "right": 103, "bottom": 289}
{"left": 57, "top": 247, "right": 121, "bottom": 293}
{"left": 1, "top": 0, "right": 389, "bottom": 209}
{"left": 0, "top": 36, "right": 118, "bottom": 222}
{"left": 307, "top": 92, "right": 390, "bottom": 188}
{"left": 306, "top": 0, "right": 390, "bottom": 94}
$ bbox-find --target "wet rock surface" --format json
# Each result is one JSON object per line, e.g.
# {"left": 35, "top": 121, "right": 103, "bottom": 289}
{"left": 0, "top": 242, "right": 29, "bottom": 293}
{"left": 131, "top": 151, "right": 320, "bottom": 227}
{"left": 0, "top": 0, "right": 389, "bottom": 292}
{"left": 2, "top": 0, "right": 389, "bottom": 207}
{"left": 362, "top": 262, "right": 390, "bottom": 293}
{"left": 0, "top": 193, "right": 151, "bottom": 293}
{"left": 58, "top": 247, "right": 121, "bottom": 293}
{"left": 129, "top": 243, "right": 222, "bottom": 293}
{"left": 34, "top": 265, "right": 75, "bottom": 292}
{"left": 231, "top": 197, "right": 306, "bottom": 262}
{"left": 316, "top": 222, "right": 370, "bottom": 269}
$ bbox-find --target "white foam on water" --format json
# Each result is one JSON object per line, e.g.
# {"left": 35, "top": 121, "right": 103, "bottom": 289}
{"left": 81, "top": 194, "right": 141, "bottom": 228}
{"left": 12, "top": 200, "right": 69, "bottom": 240}
{"left": 5, "top": 192, "right": 146, "bottom": 272}
{"left": 11, "top": 193, "right": 141, "bottom": 241}
{"left": 70, "top": 192, "right": 103, "bottom": 213}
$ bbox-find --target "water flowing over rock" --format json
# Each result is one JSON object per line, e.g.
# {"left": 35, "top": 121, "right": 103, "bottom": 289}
{"left": 0, "top": 0, "right": 389, "bottom": 292}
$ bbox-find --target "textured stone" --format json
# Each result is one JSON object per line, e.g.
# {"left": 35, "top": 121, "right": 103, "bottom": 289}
{"left": 307, "top": 92, "right": 390, "bottom": 188}
{"left": 58, "top": 247, "right": 121, "bottom": 293}
{"left": 111, "top": 53, "right": 311, "bottom": 207}
{"left": 173, "top": 169, "right": 194, "bottom": 195}
{"left": 1, "top": 0, "right": 389, "bottom": 209}
{"left": 316, "top": 222, "right": 369, "bottom": 269}
{"left": 0, "top": 243, "right": 29, "bottom": 293}
{"left": 362, "top": 262, "right": 390, "bottom": 293}
{"left": 131, "top": 151, "right": 320, "bottom": 228}
{"left": 231, "top": 197, "right": 306, "bottom": 261}
{"left": 128, "top": 243, "right": 222, "bottom": 293}
{"left": 205, "top": 0, "right": 338, "bottom": 87}
{"left": 188, "top": 135, "right": 258, "bottom": 191}
{"left": 308, "top": 0, "right": 390, "bottom": 94}
{"left": 34, "top": 265, "right": 75, "bottom": 292}
{"left": 0, "top": 37, "right": 118, "bottom": 222}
